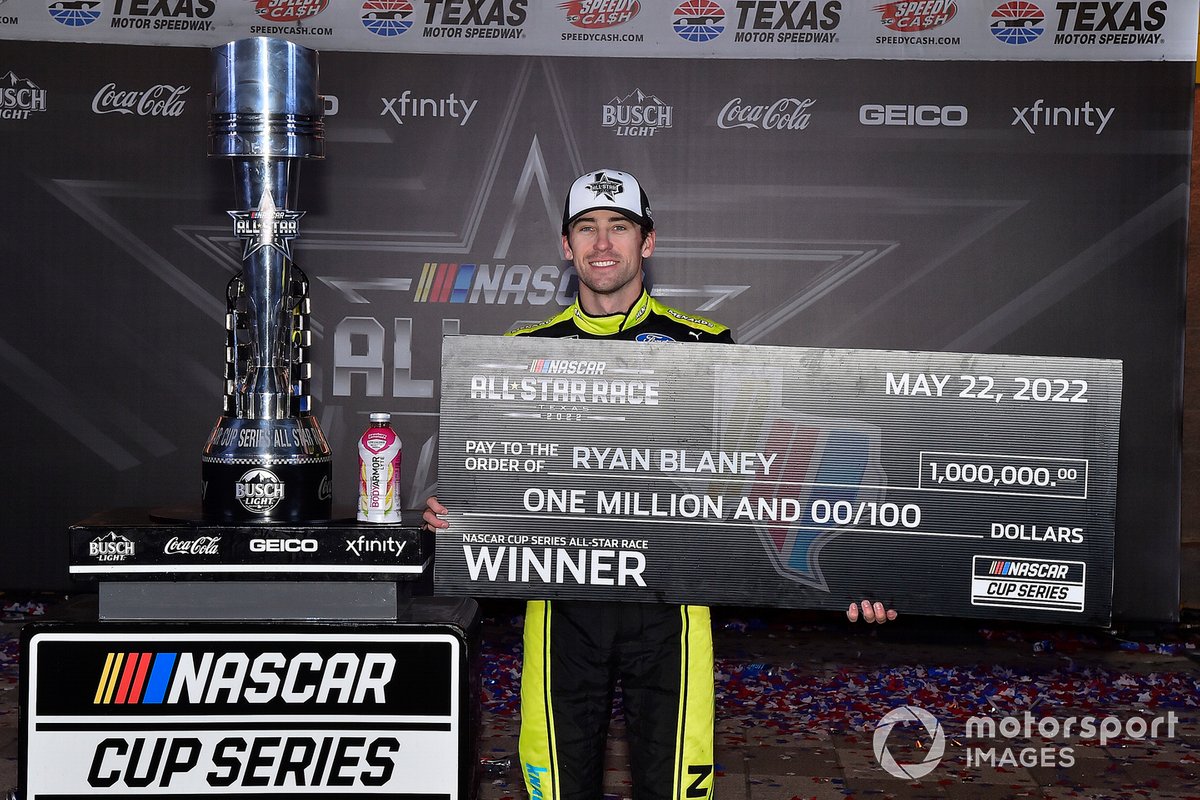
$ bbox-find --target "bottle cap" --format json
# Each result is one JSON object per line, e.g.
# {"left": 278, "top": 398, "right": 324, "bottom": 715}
{"left": 369, "top": 412, "right": 391, "bottom": 424}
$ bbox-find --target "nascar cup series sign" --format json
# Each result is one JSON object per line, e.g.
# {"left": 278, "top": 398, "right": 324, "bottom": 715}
{"left": 21, "top": 628, "right": 463, "bottom": 799}
{"left": 434, "top": 336, "right": 1122, "bottom": 625}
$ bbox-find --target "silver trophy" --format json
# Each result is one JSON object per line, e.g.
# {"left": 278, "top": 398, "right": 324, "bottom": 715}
{"left": 201, "top": 38, "right": 332, "bottom": 523}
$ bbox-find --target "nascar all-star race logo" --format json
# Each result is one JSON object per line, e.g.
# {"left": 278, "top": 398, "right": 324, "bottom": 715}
{"left": 25, "top": 630, "right": 461, "bottom": 796}
{"left": 361, "top": 0, "right": 414, "bottom": 36}
{"left": 47, "top": 0, "right": 101, "bottom": 26}
{"left": 561, "top": 0, "right": 640, "bottom": 28}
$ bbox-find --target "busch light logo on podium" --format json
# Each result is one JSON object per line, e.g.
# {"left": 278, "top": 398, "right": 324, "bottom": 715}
{"left": 235, "top": 468, "right": 286, "bottom": 515}
{"left": 89, "top": 532, "right": 135, "bottom": 562}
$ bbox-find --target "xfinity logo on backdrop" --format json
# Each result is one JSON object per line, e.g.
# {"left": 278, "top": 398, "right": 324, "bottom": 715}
{"left": 91, "top": 83, "right": 189, "bottom": 116}
{"left": 1012, "top": 99, "right": 1114, "bottom": 134}
{"left": 718, "top": 97, "right": 815, "bottom": 130}
{"left": 381, "top": 91, "right": 477, "bottom": 125}
{"left": 859, "top": 104, "right": 967, "bottom": 127}
{"left": 602, "top": 89, "right": 673, "bottom": 137}
{"left": 345, "top": 536, "right": 410, "bottom": 557}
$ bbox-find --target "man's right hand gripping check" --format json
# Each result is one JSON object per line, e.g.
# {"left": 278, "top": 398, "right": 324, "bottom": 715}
{"left": 422, "top": 496, "right": 449, "bottom": 531}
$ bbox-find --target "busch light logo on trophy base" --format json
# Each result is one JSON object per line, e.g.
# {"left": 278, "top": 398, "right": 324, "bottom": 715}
{"left": 201, "top": 38, "right": 333, "bottom": 523}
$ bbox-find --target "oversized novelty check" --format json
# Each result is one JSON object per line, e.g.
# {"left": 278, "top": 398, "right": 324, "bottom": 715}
{"left": 433, "top": 335, "right": 1121, "bottom": 625}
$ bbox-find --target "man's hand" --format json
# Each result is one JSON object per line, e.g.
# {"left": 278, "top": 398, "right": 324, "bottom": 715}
{"left": 422, "top": 496, "right": 449, "bottom": 531}
{"left": 846, "top": 600, "right": 898, "bottom": 624}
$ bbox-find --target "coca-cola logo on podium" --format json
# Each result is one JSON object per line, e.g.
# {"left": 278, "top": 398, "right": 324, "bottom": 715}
{"left": 91, "top": 82, "right": 189, "bottom": 116}
{"left": 163, "top": 536, "right": 221, "bottom": 556}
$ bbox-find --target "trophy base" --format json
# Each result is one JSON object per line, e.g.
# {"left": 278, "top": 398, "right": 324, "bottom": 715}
{"left": 201, "top": 415, "right": 333, "bottom": 523}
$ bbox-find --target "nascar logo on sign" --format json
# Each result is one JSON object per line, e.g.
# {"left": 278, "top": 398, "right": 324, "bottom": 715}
{"left": 713, "top": 371, "right": 885, "bottom": 592}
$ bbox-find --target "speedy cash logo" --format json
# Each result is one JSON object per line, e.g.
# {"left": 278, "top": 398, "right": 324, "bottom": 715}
{"left": 250, "top": 0, "right": 331, "bottom": 22}
{"left": 874, "top": 0, "right": 956, "bottom": 31}
{"left": 561, "top": 0, "right": 640, "bottom": 28}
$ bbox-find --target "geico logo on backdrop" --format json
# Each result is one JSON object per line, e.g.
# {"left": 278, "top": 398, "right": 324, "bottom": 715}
{"left": 1011, "top": 99, "right": 1114, "bottom": 134}
{"left": 249, "top": 538, "right": 319, "bottom": 553}
{"left": 875, "top": 0, "right": 956, "bottom": 31}
{"left": 380, "top": 91, "right": 477, "bottom": 125}
{"left": 91, "top": 83, "right": 189, "bottom": 116}
{"left": 718, "top": 97, "right": 816, "bottom": 130}
{"left": 563, "top": 0, "right": 640, "bottom": 28}
{"left": 602, "top": 88, "right": 673, "bottom": 137}
{"left": 859, "top": 104, "right": 967, "bottom": 126}
{"left": 93, "top": 650, "right": 397, "bottom": 705}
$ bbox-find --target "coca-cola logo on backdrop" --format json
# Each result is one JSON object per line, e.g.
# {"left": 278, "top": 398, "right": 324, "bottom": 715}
{"left": 717, "top": 96, "right": 816, "bottom": 130}
{"left": 91, "top": 83, "right": 189, "bottom": 117}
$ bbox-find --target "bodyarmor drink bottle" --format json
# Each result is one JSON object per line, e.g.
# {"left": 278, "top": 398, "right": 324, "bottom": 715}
{"left": 357, "top": 413, "right": 402, "bottom": 523}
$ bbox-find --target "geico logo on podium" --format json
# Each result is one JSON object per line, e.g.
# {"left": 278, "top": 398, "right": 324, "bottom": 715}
{"left": 249, "top": 538, "right": 319, "bottom": 553}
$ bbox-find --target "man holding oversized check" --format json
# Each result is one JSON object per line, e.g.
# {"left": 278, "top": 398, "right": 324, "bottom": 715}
{"left": 423, "top": 169, "right": 897, "bottom": 800}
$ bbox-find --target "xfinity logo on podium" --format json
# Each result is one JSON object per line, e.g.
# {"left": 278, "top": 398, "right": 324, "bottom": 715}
{"left": 859, "top": 103, "right": 968, "bottom": 126}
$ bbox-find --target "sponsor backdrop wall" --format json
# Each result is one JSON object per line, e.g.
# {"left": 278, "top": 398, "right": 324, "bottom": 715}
{"left": 0, "top": 0, "right": 1195, "bottom": 621}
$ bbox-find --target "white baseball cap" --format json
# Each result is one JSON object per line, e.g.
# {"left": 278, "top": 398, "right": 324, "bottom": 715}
{"left": 562, "top": 169, "right": 654, "bottom": 234}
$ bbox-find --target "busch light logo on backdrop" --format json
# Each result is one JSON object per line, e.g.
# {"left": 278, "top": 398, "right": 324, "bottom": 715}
{"left": 713, "top": 370, "right": 885, "bottom": 591}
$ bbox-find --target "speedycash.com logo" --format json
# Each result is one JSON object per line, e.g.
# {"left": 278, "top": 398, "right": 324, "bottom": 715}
{"left": 873, "top": 704, "right": 1180, "bottom": 778}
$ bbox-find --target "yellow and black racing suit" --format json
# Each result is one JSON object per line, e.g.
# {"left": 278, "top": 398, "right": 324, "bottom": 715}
{"left": 507, "top": 290, "right": 733, "bottom": 800}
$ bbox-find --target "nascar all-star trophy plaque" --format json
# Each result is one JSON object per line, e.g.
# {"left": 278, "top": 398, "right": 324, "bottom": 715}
{"left": 434, "top": 335, "right": 1122, "bottom": 626}
{"left": 200, "top": 36, "right": 332, "bottom": 523}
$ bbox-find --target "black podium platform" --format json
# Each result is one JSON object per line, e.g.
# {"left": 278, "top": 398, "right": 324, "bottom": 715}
{"left": 17, "top": 509, "right": 481, "bottom": 800}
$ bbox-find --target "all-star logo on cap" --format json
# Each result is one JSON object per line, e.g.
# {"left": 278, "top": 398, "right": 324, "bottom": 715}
{"left": 586, "top": 171, "right": 625, "bottom": 202}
